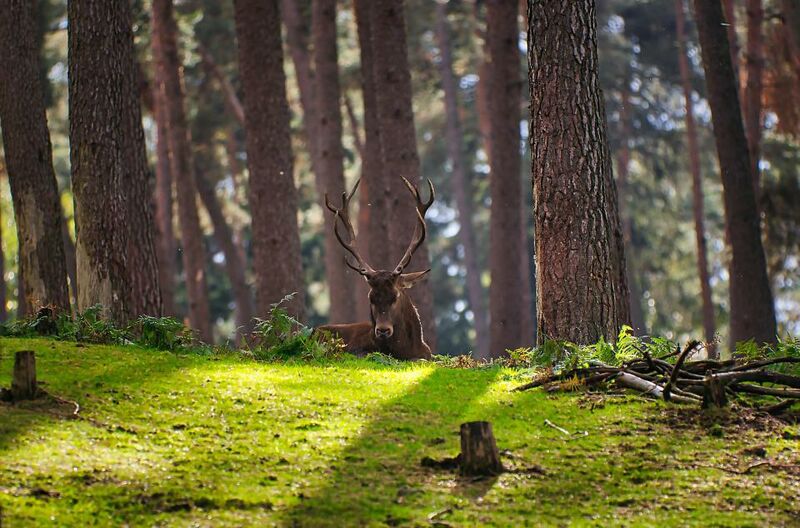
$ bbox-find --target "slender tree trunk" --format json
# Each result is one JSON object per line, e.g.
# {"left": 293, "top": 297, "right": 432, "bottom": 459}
{"left": 529, "top": 0, "right": 631, "bottom": 345}
{"left": 486, "top": 0, "right": 524, "bottom": 357}
{"left": 676, "top": 0, "right": 717, "bottom": 357}
{"left": 225, "top": 130, "right": 248, "bottom": 267}
{"left": 152, "top": 0, "right": 212, "bottom": 341}
{"left": 435, "top": 1, "right": 490, "bottom": 358}
{"left": 234, "top": 0, "right": 305, "bottom": 319}
{"left": 353, "top": 0, "right": 383, "bottom": 322}
{"left": 369, "top": 0, "right": 437, "bottom": 352}
{"left": 198, "top": 44, "right": 245, "bottom": 127}
{"left": 723, "top": 0, "right": 741, "bottom": 77}
{"left": 61, "top": 216, "right": 78, "bottom": 306}
{"left": 743, "top": 0, "right": 764, "bottom": 196}
{"left": 194, "top": 163, "right": 254, "bottom": 337}
{"left": 312, "top": 0, "right": 358, "bottom": 324}
{"left": 281, "top": 0, "right": 322, "bottom": 180}
{"left": 784, "top": 0, "right": 800, "bottom": 81}
{"left": 615, "top": 84, "right": 647, "bottom": 336}
{"left": 354, "top": 0, "right": 388, "bottom": 272}
{"left": 0, "top": 182, "right": 6, "bottom": 322}
{"left": 0, "top": 1, "right": 70, "bottom": 315}
{"left": 692, "top": 0, "right": 777, "bottom": 346}
{"left": 153, "top": 81, "right": 178, "bottom": 317}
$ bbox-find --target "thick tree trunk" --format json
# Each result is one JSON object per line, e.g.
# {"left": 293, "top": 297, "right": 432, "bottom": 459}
{"left": 529, "top": 0, "right": 631, "bottom": 345}
{"left": 692, "top": 0, "right": 777, "bottom": 346}
{"left": 70, "top": 0, "right": 161, "bottom": 323}
{"left": 312, "top": 0, "right": 358, "bottom": 324}
{"left": 194, "top": 164, "right": 254, "bottom": 338}
{"left": 152, "top": 81, "right": 178, "bottom": 317}
{"left": 152, "top": 0, "right": 212, "bottom": 341}
{"left": 0, "top": 1, "right": 70, "bottom": 315}
{"left": 435, "top": 2, "right": 490, "bottom": 358}
{"left": 743, "top": 0, "right": 764, "bottom": 195}
{"left": 234, "top": 0, "right": 306, "bottom": 319}
{"left": 616, "top": 85, "right": 647, "bottom": 335}
{"left": 675, "top": 0, "right": 717, "bottom": 357}
{"left": 369, "top": 0, "right": 437, "bottom": 352}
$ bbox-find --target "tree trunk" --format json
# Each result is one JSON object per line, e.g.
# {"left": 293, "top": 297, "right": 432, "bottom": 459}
{"left": 692, "top": 0, "right": 777, "bottom": 346}
{"left": 722, "top": 0, "right": 741, "bottom": 78}
{"left": 70, "top": 0, "right": 161, "bottom": 323}
{"left": 675, "top": 0, "right": 717, "bottom": 357}
{"left": 529, "top": 0, "right": 631, "bottom": 345}
{"left": 0, "top": 0, "right": 70, "bottom": 315}
{"left": 234, "top": 0, "right": 305, "bottom": 319}
{"left": 61, "top": 215, "right": 78, "bottom": 307}
{"left": 369, "top": 0, "right": 437, "bottom": 352}
{"left": 282, "top": 0, "right": 321, "bottom": 179}
{"left": 353, "top": 0, "right": 384, "bottom": 321}
{"left": 11, "top": 351, "right": 37, "bottom": 401}
{"left": 225, "top": 129, "right": 248, "bottom": 267}
{"left": 743, "top": 0, "right": 764, "bottom": 195}
{"left": 152, "top": 80, "right": 178, "bottom": 318}
{"left": 0, "top": 193, "right": 6, "bottom": 322}
{"left": 615, "top": 84, "right": 647, "bottom": 336}
{"left": 152, "top": 0, "right": 212, "bottom": 341}
{"left": 195, "top": 163, "right": 254, "bottom": 338}
{"left": 459, "top": 421, "right": 504, "bottom": 476}
{"left": 435, "top": 2, "right": 490, "bottom": 358}
{"left": 784, "top": 0, "right": 800, "bottom": 82}
{"left": 312, "top": 0, "right": 358, "bottom": 324}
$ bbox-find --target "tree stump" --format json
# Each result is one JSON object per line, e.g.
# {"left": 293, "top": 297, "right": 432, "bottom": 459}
{"left": 702, "top": 373, "right": 728, "bottom": 409}
{"left": 11, "top": 350, "right": 38, "bottom": 401}
{"left": 459, "top": 421, "right": 503, "bottom": 476}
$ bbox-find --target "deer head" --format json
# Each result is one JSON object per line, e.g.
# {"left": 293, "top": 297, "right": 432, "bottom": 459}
{"left": 324, "top": 177, "right": 434, "bottom": 344}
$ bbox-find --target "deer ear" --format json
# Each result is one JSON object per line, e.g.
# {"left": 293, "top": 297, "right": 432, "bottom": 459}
{"left": 398, "top": 269, "right": 430, "bottom": 289}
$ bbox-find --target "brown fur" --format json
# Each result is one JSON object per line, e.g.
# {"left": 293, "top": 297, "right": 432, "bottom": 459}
{"left": 315, "top": 271, "right": 431, "bottom": 360}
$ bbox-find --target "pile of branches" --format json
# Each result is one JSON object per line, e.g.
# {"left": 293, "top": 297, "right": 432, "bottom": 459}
{"left": 514, "top": 341, "right": 800, "bottom": 415}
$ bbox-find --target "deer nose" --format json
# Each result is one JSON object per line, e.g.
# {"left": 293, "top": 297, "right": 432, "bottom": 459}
{"left": 375, "top": 327, "right": 393, "bottom": 339}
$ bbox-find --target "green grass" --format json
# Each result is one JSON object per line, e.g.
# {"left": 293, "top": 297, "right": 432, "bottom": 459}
{"left": 1, "top": 338, "right": 798, "bottom": 527}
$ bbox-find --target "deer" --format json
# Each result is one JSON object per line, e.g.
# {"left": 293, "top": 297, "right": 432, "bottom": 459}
{"left": 314, "top": 177, "right": 435, "bottom": 360}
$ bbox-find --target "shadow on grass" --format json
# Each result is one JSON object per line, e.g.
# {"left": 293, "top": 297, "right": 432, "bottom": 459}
{"left": 0, "top": 338, "right": 192, "bottom": 451}
{"left": 283, "top": 366, "right": 501, "bottom": 527}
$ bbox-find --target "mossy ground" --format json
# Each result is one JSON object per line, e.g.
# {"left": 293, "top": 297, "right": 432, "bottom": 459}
{"left": 0, "top": 338, "right": 798, "bottom": 527}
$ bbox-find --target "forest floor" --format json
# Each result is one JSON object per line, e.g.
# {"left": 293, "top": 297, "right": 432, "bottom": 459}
{"left": 0, "top": 338, "right": 798, "bottom": 527}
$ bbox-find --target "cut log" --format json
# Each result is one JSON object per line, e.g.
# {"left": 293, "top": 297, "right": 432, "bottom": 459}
{"left": 11, "top": 350, "right": 38, "bottom": 400}
{"left": 459, "top": 421, "right": 504, "bottom": 476}
{"left": 614, "top": 372, "right": 698, "bottom": 404}
{"left": 702, "top": 373, "right": 728, "bottom": 409}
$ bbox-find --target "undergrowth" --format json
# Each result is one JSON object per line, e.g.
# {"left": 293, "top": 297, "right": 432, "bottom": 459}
{"left": 1, "top": 306, "right": 796, "bottom": 374}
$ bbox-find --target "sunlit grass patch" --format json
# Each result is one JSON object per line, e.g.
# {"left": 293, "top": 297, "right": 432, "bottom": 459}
{"left": 1, "top": 338, "right": 798, "bottom": 527}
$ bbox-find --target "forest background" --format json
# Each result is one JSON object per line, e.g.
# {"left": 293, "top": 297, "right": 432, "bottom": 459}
{"left": 0, "top": 0, "right": 798, "bottom": 355}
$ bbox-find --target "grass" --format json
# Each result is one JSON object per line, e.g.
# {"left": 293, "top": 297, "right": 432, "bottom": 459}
{"left": 0, "top": 338, "right": 798, "bottom": 527}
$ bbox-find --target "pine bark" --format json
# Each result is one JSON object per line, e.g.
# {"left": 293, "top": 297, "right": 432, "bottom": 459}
{"left": 194, "top": 164, "right": 254, "bottom": 337}
{"left": 312, "top": 0, "right": 358, "bottom": 324}
{"left": 722, "top": 0, "right": 741, "bottom": 77}
{"left": 435, "top": 2, "right": 490, "bottom": 358}
{"left": 234, "top": 0, "right": 306, "bottom": 319}
{"left": 353, "top": 0, "right": 383, "bottom": 322}
{"left": 692, "top": 0, "right": 777, "bottom": 346}
{"left": 152, "top": 0, "right": 212, "bottom": 341}
{"left": 69, "top": 0, "right": 162, "bottom": 322}
{"left": 675, "top": 0, "right": 717, "bottom": 357}
{"left": 486, "top": 0, "right": 525, "bottom": 357}
{"left": 529, "top": 0, "right": 631, "bottom": 345}
{"left": 616, "top": 84, "right": 647, "bottom": 335}
{"left": 0, "top": 0, "right": 70, "bottom": 315}
{"left": 369, "top": 0, "right": 437, "bottom": 352}
{"left": 743, "top": 0, "right": 764, "bottom": 195}
{"left": 152, "top": 81, "right": 177, "bottom": 317}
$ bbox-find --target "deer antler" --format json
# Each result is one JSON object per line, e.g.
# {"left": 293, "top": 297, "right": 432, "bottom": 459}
{"left": 393, "top": 177, "right": 435, "bottom": 275}
{"left": 325, "top": 179, "right": 376, "bottom": 277}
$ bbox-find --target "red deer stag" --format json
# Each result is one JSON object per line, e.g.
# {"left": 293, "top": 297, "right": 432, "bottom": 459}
{"left": 315, "top": 177, "right": 434, "bottom": 360}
